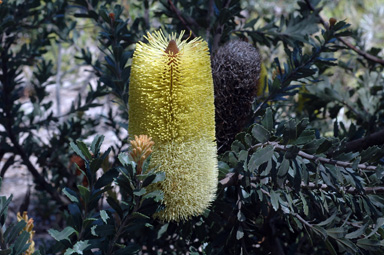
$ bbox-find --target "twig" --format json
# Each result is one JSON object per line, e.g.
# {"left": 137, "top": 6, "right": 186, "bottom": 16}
{"left": 220, "top": 173, "right": 384, "bottom": 194}
{"left": 56, "top": 42, "right": 62, "bottom": 119}
{"left": 304, "top": 0, "right": 384, "bottom": 66}
{"left": 107, "top": 180, "right": 143, "bottom": 255}
{"left": 302, "top": 182, "right": 384, "bottom": 194}
{"left": 292, "top": 212, "right": 313, "bottom": 228}
{"left": 167, "top": 0, "right": 197, "bottom": 38}
{"left": 212, "top": 0, "right": 232, "bottom": 52}
{"left": 1, "top": 47, "right": 68, "bottom": 206}
{"left": 249, "top": 141, "right": 377, "bottom": 171}
{"left": 206, "top": 0, "right": 215, "bottom": 39}
{"left": 342, "top": 129, "right": 384, "bottom": 153}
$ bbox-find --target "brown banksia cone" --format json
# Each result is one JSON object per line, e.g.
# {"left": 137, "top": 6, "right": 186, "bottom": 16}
{"left": 212, "top": 40, "right": 262, "bottom": 152}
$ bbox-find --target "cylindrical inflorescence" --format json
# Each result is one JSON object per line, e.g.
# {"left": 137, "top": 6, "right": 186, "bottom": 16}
{"left": 128, "top": 30, "right": 218, "bottom": 222}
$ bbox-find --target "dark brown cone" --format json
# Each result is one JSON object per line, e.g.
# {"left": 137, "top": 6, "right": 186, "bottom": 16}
{"left": 212, "top": 40, "right": 261, "bottom": 153}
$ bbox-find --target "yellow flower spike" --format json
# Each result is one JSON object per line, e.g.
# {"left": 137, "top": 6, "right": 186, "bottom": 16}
{"left": 17, "top": 211, "right": 35, "bottom": 255}
{"left": 128, "top": 30, "right": 218, "bottom": 222}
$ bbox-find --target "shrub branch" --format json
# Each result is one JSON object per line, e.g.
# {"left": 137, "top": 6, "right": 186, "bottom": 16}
{"left": 304, "top": 0, "right": 384, "bottom": 66}
{"left": 167, "top": 0, "right": 197, "bottom": 38}
{"left": 250, "top": 141, "right": 378, "bottom": 171}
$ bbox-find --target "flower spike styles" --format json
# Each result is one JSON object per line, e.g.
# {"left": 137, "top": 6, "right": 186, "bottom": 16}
{"left": 128, "top": 30, "right": 218, "bottom": 222}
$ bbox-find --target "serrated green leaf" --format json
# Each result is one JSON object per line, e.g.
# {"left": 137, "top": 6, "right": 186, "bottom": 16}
{"left": 316, "top": 212, "right": 337, "bottom": 227}
{"left": 62, "top": 188, "right": 79, "bottom": 203}
{"left": 12, "top": 231, "right": 30, "bottom": 255}
{"left": 316, "top": 139, "right": 333, "bottom": 154}
{"left": 151, "top": 171, "right": 165, "bottom": 184}
{"left": 244, "top": 133, "right": 253, "bottom": 147}
{"left": 356, "top": 239, "right": 384, "bottom": 251}
{"left": 237, "top": 211, "right": 246, "bottom": 222}
{"left": 231, "top": 140, "right": 245, "bottom": 152}
{"left": 325, "top": 239, "right": 338, "bottom": 255}
{"left": 236, "top": 226, "right": 244, "bottom": 240}
{"left": 64, "top": 240, "right": 90, "bottom": 255}
{"left": 296, "top": 118, "right": 309, "bottom": 137}
{"left": 302, "top": 138, "right": 325, "bottom": 154}
{"left": 0, "top": 195, "right": 12, "bottom": 219}
{"left": 100, "top": 210, "right": 109, "bottom": 224}
{"left": 277, "top": 158, "right": 289, "bottom": 177}
{"left": 82, "top": 218, "right": 97, "bottom": 230}
{"left": 345, "top": 223, "right": 368, "bottom": 239}
{"left": 218, "top": 161, "right": 230, "bottom": 174}
{"left": 95, "top": 168, "right": 119, "bottom": 189}
{"left": 312, "top": 225, "right": 327, "bottom": 239}
{"left": 248, "top": 145, "right": 274, "bottom": 172}
{"left": 283, "top": 119, "right": 297, "bottom": 142}
{"left": 326, "top": 228, "right": 345, "bottom": 239}
{"left": 252, "top": 124, "right": 270, "bottom": 143}
{"left": 294, "top": 129, "right": 315, "bottom": 145}
{"left": 157, "top": 223, "right": 168, "bottom": 239}
{"left": 270, "top": 190, "right": 279, "bottom": 211}
{"left": 299, "top": 192, "right": 309, "bottom": 216}
{"left": 70, "top": 142, "right": 87, "bottom": 162}
{"left": 261, "top": 108, "right": 273, "bottom": 131}
{"left": 76, "top": 141, "right": 92, "bottom": 160}
{"left": 133, "top": 188, "right": 146, "bottom": 196}
{"left": 90, "top": 147, "right": 111, "bottom": 173}
{"left": 367, "top": 217, "right": 384, "bottom": 238}
{"left": 4, "top": 221, "right": 26, "bottom": 243}
{"left": 48, "top": 227, "right": 77, "bottom": 242}
{"left": 142, "top": 190, "right": 164, "bottom": 202}
{"left": 91, "top": 135, "right": 104, "bottom": 155}
{"left": 107, "top": 196, "right": 123, "bottom": 218}
{"left": 131, "top": 212, "right": 150, "bottom": 220}
{"left": 118, "top": 153, "right": 131, "bottom": 166}
{"left": 336, "top": 238, "right": 358, "bottom": 253}
{"left": 94, "top": 224, "right": 115, "bottom": 236}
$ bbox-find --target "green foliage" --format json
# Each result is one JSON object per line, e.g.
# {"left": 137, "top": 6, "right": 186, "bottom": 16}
{"left": 1, "top": 0, "right": 384, "bottom": 254}
{"left": 45, "top": 136, "right": 164, "bottom": 254}
{"left": 0, "top": 178, "right": 37, "bottom": 255}
{"left": 215, "top": 108, "right": 384, "bottom": 253}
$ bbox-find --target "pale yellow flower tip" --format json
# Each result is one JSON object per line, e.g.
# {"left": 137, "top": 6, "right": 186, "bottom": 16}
{"left": 128, "top": 30, "right": 218, "bottom": 222}
{"left": 17, "top": 211, "right": 35, "bottom": 255}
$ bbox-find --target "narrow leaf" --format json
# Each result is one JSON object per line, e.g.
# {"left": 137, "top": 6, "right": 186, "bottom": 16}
{"left": 48, "top": 227, "right": 77, "bottom": 242}
{"left": 252, "top": 124, "right": 270, "bottom": 143}
{"left": 248, "top": 145, "right": 274, "bottom": 172}
{"left": 100, "top": 210, "right": 109, "bottom": 224}
{"left": 76, "top": 141, "right": 93, "bottom": 160}
{"left": 261, "top": 108, "right": 273, "bottom": 131}
{"left": 270, "top": 190, "right": 280, "bottom": 211}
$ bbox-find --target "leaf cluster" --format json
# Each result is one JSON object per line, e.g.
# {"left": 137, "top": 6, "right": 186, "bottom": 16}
{"left": 213, "top": 107, "right": 384, "bottom": 254}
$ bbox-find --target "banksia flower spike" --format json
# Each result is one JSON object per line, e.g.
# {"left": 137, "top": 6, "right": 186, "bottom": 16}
{"left": 212, "top": 40, "right": 262, "bottom": 153}
{"left": 128, "top": 30, "right": 218, "bottom": 222}
{"left": 129, "top": 135, "right": 155, "bottom": 175}
{"left": 17, "top": 211, "right": 35, "bottom": 255}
